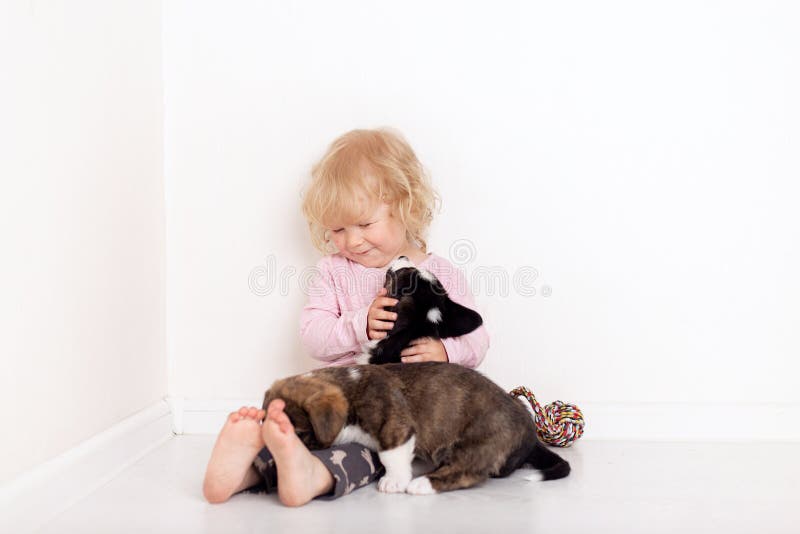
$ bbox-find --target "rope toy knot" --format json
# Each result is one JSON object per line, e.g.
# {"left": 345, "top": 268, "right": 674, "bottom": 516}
{"left": 509, "top": 386, "right": 585, "bottom": 447}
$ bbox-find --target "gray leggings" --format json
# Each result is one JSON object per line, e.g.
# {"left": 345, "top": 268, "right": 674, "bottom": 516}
{"left": 246, "top": 444, "right": 385, "bottom": 500}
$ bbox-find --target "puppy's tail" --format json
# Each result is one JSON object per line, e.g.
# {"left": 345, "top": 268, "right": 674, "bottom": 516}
{"left": 526, "top": 441, "right": 571, "bottom": 481}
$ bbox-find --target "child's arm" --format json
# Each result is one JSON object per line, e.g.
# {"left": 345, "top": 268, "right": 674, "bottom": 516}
{"left": 299, "top": 257, "right": 371, "bottom": 362}
{"left": 437, "top": 264, "right": 490, "bottom": 369}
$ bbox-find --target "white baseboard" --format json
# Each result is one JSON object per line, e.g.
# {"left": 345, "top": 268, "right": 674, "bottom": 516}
{"left": 0, "top": 400, "right": 174, "bottom": 534}
{"left": 175, "top": 398, "right": 800, "bottom": 442}
{"left": 177, "top": 397, "right": 263, "bottom": 435}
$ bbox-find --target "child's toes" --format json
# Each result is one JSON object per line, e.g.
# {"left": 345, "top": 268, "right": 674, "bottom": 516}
{"left": 229, "top": 412, "right": 241, "bottom": 423}
{"left": 267, "top": 399, "right": 286, "bottom": 417}
{"left": 271, "top": 409, "right": 294, "bottom": 433}
{"left": 238, "top": 406, "right": 249, "bottom": 416}
{"left": 246, "top": 407, "right": 259, "bottom": 419}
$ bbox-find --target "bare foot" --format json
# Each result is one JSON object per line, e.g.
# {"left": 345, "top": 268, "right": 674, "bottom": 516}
{"left": 262, "top": 399, "right": 335, "bottom": 507}
{"left": 203, "top": 406, "right": 266, "bottom": 504}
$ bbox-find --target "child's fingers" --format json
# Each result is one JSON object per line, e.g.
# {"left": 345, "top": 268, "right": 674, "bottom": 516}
{"left": 368, "top": 330, "right": 388, "bottom": 340}
{"left": 369, "top": 319, "right": 394, "bottom": 331}
{"left": 370, "top": 288, "right": 387, "bottom": 304}
{"left": 400, "top": 344, "right": 424, "bottom": 357}
{"left": 376, "top": 297, "right": 399, "bottom": 308}
{"left": 377, "top": 310, "right": 398, "bottom": 321}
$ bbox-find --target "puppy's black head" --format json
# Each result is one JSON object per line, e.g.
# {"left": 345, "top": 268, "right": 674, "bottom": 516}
{"left": 384, "top": 256, "right": 442, "bottom": 301}
{"left": 365, "top": 256, "right": 483, "bottom": 364}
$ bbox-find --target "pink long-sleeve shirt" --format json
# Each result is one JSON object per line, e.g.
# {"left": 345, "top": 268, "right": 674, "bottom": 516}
{"left": 299, "top": 252, "right": 490, "bottom": 369}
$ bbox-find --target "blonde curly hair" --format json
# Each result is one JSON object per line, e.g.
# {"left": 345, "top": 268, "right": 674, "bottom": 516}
{"left": 302, "top": 128, "right": 441, "bottom": 254}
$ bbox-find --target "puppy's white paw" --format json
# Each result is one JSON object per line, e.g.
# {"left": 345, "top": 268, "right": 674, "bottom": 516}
{"left": 406, "top": 476, "right": 436, "bottom": 495}
{"left": 377, "top": 474, "right": 411, "bottom": 493}
{"left": 356, "top": 339, "right": 379, "bottom": 364}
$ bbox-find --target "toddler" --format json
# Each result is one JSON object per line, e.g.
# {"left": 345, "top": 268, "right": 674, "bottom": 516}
{"left": 203, "top": 128, "right": 490, "bottom": 506}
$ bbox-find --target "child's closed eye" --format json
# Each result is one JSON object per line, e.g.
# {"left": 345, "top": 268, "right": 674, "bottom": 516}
{"left": 331, "top": 221, "right": 374, "bottom": 233}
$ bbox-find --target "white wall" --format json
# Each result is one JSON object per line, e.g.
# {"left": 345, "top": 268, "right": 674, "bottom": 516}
{"left": 0, "top": 0, "right": 165, "bottom": 484}
{"left": 164, "top": 0, "right": 800, "bottom": 411}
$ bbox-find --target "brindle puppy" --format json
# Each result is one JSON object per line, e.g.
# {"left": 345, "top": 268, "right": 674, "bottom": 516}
{"left": 263, "top": 362, "right": 570, "bottom": 494}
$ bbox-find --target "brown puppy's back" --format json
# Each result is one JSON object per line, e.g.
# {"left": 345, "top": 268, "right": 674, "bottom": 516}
{"left": 362, "top": 362, "right": 537, "bottom": 473}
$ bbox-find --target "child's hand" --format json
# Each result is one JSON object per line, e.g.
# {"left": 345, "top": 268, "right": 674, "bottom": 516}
{"left": 400, "top": 337, "right": 448, "bottom": 363}
{"left": 367, "top": 288, "right": 399, "bottom": 340}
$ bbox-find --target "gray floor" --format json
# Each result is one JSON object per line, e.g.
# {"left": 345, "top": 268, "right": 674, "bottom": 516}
{"left": 38, "top": 436, "right": 800, "bottom": 534}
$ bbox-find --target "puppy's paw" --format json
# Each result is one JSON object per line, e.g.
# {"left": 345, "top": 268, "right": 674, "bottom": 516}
{"left": 406, "top": 476, "right": 436, "bottom": 495}
{"left": 356, "top": 339, "right": 379, "bottom": 365}
{"left": 377, "top": 474, "right": 411, "bottom": 493}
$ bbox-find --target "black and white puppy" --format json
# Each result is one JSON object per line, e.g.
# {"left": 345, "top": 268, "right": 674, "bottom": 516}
{"left": 357, "top": 256, "right": 483, "bottom": 364}
{"left": 262, "top": 362, "right": 571, "bottom": 495}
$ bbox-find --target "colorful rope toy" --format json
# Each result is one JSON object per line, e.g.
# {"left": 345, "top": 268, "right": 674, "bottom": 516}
{"left": 509, "top": 386, "right": 585, "bottom": 447}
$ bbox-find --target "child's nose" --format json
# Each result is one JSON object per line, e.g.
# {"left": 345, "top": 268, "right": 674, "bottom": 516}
{"left": 346, "top": 230, "right": 364, "bottom": 248}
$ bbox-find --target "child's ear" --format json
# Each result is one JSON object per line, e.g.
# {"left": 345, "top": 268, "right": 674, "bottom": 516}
{"left": 438, "top": 301, "right": 483, "bottom": 338}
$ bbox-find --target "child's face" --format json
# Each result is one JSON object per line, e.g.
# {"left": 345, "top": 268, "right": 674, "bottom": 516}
{"left": 328, "top": 201, "right": 410, "bottom": 269}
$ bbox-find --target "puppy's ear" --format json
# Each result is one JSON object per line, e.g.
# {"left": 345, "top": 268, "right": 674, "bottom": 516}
{"left": 303, "top": 387, "right": 348, "bottom": 447}
{"left": 438, "top": 300, "right": 483, "bottom": 338}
